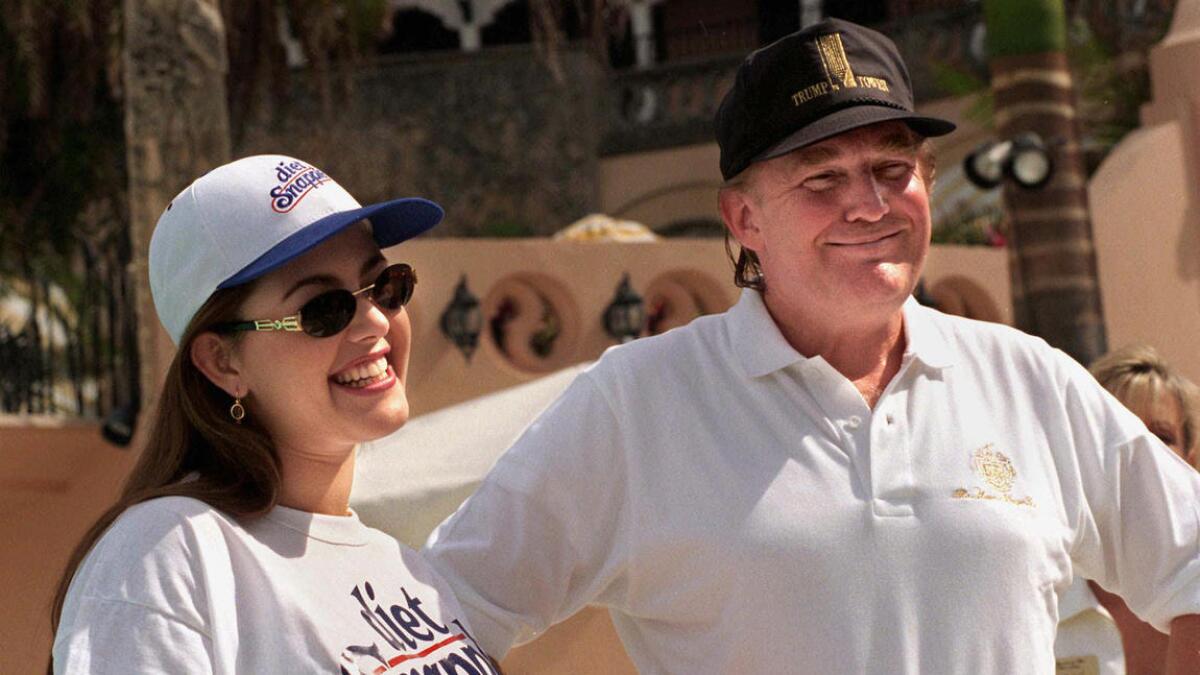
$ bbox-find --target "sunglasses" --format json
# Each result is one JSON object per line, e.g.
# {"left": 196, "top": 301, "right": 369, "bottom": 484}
{"left": 215, "top": 263, "right": 416, "bottom": 338}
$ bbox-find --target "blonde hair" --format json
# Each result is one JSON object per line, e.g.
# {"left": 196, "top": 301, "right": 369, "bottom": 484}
{"left": 1089, "top": 344, "right": 1200, "bottom": 465}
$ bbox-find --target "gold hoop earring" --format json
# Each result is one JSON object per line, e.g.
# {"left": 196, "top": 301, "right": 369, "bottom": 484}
{"left": 230, "top": 397, "right": 246, "bottom": 424}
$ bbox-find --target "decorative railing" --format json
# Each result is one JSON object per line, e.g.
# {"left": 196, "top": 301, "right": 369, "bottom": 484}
{"left": 602, "top": 53, "right": 742, "bottom": 156}
{"left": 0, "top": 236, "right": 138, "bottom": 419}
{"left": 602, "top": 5, "right": 987, "bottom": 156}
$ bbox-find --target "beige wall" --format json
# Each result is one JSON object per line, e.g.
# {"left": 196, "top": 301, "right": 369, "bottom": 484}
{"left": 599, "top": 144, "right": 724, "bottom": 228}
{"left": 397, "top": 239, "right": 739, "bottom": 416}
{"left": 0, "top": 419, "right": 140, "bottom": 675}
{"left": 1090, "top": 0, "right": 1200, "bottom": 383}
{"left": 0, "top": 239, "right": 1009, "bottom": 672}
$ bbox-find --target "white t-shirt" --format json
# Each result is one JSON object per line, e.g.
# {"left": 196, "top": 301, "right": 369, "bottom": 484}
{"left": 54, "top": 496, "right": 495, "bottom": 675}
{"left": 424, "top": 289, "right": 1200, "bottom": 674}
{"left": 1054, "top": 577, "right": 1124, "bottom": 675}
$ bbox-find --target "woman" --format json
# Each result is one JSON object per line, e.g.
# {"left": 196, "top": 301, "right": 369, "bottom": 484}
{"left": 51, "top": 155, "right": 497, "bottom": 675}
{"left": 1055, "top": 344, "right": 1200, "bottom": 675}
{"left": 1090, "top": 344, "right": 1198, "bottom": 466}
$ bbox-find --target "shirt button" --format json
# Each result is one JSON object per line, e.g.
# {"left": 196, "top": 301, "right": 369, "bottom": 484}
{"left": 885, "top": 414, "right": 895, "bottom": 425}
{"left": 847, "top": 415, "right": 862, "bottom": 429}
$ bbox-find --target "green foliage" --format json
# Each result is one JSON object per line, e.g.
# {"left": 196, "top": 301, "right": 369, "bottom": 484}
{"left": 479, "top": 220, "right": 536, "bottom": 238}
{"left": 1065, "top": 16, "right": 1151, "bottom": 158}
{"left": 224, "top": 0, "right": 390, "bottom": 138}
{"left": 984, "top": 0, "right": 1067, "bottom": 57}
{"left": 932, "top": 205, "right": 1007, "bottom": 247}
{"left": 0, "top": 0, "right": 126, "bottom": 282}
{"left": 933, "top": 6, "right": 1162, "bottom": 174}
{"left": 930, "top": 61, "right": 994, "bottom": 129}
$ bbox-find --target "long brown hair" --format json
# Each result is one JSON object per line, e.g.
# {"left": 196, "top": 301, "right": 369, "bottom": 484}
{"left": 50, "top": 283, "right": 281, "bottom": 632}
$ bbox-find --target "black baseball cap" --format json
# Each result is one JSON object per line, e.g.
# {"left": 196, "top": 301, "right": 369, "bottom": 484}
{"left": 715, "top": 18, "right": 956, "bottom": 180}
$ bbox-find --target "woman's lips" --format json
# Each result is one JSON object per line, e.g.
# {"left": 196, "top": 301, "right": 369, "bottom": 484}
{"left": 332, "top": 364, "right": 397, "bottom": 395}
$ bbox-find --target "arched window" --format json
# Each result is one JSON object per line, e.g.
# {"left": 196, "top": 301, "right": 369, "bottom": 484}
{"left": 379, "top": 8, "right": 459, "bottom": 54}
{"left": 481, "top": 0, "right": 532, "bottom": 46}
{"left": 821, "top": 0, "right": 888, "bottom": 26}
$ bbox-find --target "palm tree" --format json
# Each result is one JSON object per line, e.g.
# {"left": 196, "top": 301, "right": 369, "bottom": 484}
{"left": 984, "top": 0, "right": 1107, "bottom": 365}
{"left": 122, "top": 0, "right": 234, "bottom": 407}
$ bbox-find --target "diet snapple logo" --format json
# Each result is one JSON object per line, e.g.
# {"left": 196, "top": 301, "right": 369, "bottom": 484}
{"left": 340, "top": 580, "right": 497, "bottom": 675}
{"left": 270, "top": 160, "right": 330, "bottom": 213}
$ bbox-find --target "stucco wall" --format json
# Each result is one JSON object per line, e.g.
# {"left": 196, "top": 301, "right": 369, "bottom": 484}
{"left": 1090, "top": 0, "right": 1200, "bottom": 383}
{"left": 0, "top": 420, "right": 139, "bottom": 675}
{"left": 236, "top": 47, "right": 606, "bottom": 238}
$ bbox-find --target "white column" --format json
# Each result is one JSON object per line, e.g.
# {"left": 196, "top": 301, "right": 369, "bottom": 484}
{"left": 460, "top": 24, "right": 481, "bottom": 52}
{"left": 631, "top": 1, "right": 656, "bottom": 68}
{"left": 801, "top": 0, "right": 822, "bottom": 27}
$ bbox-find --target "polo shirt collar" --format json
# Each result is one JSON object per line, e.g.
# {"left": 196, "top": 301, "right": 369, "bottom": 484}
{"left": 726, "top": 289, "right": 956, "bottom": 378}
{"left": 726, "top": 288, "right": 806, "bottom": 378}
{"left": 901, "top": 296, "right": 955, "bottom": 370}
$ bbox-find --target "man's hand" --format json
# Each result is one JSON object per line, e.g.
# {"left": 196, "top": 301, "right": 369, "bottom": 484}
{"left": 1168, "top": 614, "right": 1200, "bottom": 674}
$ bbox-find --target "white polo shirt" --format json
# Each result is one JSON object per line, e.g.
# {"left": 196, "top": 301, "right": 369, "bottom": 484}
{"left": 424, "top": 289, "right": 1200, "bottom": 674}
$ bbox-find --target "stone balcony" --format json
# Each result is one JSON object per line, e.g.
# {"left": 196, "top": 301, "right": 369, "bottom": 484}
{"left": 601, "top": 5, "right": 987, "bottom": 157}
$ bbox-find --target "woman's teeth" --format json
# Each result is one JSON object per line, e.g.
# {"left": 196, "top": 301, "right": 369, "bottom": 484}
{"left": 334, "top": 356, "right": 389, "bottom": 387}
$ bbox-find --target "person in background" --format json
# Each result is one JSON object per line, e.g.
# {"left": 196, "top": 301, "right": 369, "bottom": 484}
{"left": 51, "top": 155, "right": 496, "bottom": 674}
{"left": 1056, "top": 344, "right": 1200, "bottom": 675}
{"left": 1091, "top": 344, "right": 1198, "bottom": 466}
{"left": 421, "top": 18, "right": 1200, "bottom": 674}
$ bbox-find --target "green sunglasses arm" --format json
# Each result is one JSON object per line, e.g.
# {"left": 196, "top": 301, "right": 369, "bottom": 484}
{"left": 216, "top": 316, "right": 303, "bottom": 333}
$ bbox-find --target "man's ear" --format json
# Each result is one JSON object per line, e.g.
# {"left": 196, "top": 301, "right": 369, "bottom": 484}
{"left": 190, "top": 332, "right": 244, "bottom": 398}
{"left": 718, "top": 185, "right": 763, "bottom": 254}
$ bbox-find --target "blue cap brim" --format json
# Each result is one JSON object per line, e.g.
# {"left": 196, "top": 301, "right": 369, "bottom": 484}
{"left": 218, "top": 197, "right": 443, "bottom": 289}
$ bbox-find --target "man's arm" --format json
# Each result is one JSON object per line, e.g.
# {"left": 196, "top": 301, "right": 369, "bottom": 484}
{"left": 422, "top": 372, "right": 631, "bottom": 658}
{"left": 1168, "top": 614, "right": 1200, "bottom": 675}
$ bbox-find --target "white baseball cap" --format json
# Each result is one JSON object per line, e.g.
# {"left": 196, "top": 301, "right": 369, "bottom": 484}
{"left": 148, "top": 154, "right": 442, "bottom": 344}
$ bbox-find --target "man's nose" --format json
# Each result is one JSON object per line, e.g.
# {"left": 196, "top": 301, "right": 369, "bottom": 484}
{"left": 843, "top": 171, "right": 889, "bottom": 223}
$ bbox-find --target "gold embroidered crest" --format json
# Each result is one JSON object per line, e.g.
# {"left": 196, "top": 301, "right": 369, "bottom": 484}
{"left": 952, "top": 444, "right": 1035, "bottom": 508}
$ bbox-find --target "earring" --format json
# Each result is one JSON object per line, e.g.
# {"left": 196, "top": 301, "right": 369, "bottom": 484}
{"left": 230, "top": 393, "right": 246, "bottom": 424}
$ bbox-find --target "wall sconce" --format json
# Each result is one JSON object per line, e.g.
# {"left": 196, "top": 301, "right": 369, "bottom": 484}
{"left": 964, "top": 132, "right": 1054, "bottom": 190}
{"left": 101, "top": 402, "right": 139, "bottom": 447}
{"left": 603, "top": 274, "right": 645, "bottom": 343}
{"left": 440, "top": 275, "right": 482, "bottom": 360}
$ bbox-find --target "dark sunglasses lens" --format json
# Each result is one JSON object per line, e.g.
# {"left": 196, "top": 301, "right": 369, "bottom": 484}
{"left": 370, "top": 264, "right": 416, "bottom": 311}
{"left": 299, "top": 290, "right": 356, "bottom": 337}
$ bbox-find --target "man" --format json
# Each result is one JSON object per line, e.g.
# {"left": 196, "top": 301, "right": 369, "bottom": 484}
{"left": 423, "top": 18, "right": 1200, "bottom": 673}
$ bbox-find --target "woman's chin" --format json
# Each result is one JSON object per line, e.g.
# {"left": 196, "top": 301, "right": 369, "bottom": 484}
{"left": 360, "top": 398, "right": 410, "bottom": 442}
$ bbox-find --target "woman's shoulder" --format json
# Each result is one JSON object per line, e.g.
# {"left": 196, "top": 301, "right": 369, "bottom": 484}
{"left": 71, "top": 497, "right": 234, "bottom": 602}
{"left": 106, "top": 495, "right": 236, "bottom": 543}
{"left": 58, "top": 496, "right": 236, "bottom": 645}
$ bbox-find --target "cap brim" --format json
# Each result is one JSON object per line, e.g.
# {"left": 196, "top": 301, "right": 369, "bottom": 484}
{"left": 754, "top": 105, "right": 956, "bottom": 166}
{"left": 218, "top": 197, "right": 443, "bottom": 289}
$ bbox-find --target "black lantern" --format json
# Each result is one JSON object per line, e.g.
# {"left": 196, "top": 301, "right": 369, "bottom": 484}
{"left": 603, "top": 274, "right": 645, "bottom": 343}
{"left": 964, "top": 132, "right": 1055, "bottom": 190}
{"left": 440, "top": 276, "right": 483, "bottom": 360}
{"left": 101, "top": 402, "right": 139, "bottom": 447}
